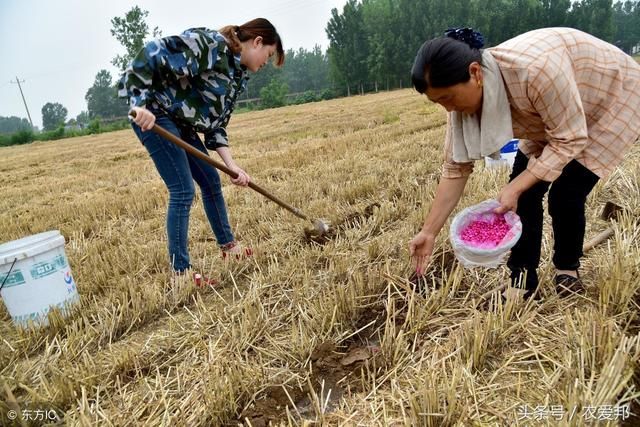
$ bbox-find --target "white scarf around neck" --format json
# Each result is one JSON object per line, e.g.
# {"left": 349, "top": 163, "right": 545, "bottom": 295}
{"left": 450, "top": 50, "right": 513, "bottom": 162}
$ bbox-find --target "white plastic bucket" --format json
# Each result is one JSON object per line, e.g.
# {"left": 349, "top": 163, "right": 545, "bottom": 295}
{"left": 0, "top": 230, "right": 79, "bottom": 327}
{"left": 485, "top": 139, "right": 519, "bottom": 168}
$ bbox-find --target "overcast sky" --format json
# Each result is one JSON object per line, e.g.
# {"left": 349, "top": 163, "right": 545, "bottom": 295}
{"left": 0, "top": 0, "right": 348, "bottom": 129}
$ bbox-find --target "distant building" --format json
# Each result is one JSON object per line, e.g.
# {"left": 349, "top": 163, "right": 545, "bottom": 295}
{"left": 64, "top": 122, "right": 82, "bottom": 131}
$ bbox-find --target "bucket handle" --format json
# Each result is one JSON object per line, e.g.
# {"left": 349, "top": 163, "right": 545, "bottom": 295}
{"left": 0, "top": 258, "right": 17, "bottom": 291}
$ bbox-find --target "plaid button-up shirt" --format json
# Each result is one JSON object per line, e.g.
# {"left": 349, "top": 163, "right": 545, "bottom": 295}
{"left": 442, "top": 27, "right": 640, "bottom": 181}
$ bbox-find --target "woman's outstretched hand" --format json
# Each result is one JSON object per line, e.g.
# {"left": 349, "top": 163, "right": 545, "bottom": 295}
{"left": 129, "top": 106, "right": 156, "bottom": 131}
{"left": 409, "top": 230, "right": 436, "bottom": 276}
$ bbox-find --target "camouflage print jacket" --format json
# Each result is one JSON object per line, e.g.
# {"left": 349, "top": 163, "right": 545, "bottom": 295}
{"left": 117, "top": 28, "right": 248, "bottom": 149}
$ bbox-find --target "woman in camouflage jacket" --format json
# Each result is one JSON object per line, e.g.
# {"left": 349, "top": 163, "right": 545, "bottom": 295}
{"left": 119, "top": 18, "right": 284, "bottom": 279}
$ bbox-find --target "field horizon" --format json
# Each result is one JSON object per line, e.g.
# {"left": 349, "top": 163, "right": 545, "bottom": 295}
{"left": 1, "top": 89, "right": 639, "bottom": 426}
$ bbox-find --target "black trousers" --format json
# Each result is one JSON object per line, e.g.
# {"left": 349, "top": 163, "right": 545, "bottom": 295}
{"left": 507, "top": 150, "right": 599, "bottom": 290}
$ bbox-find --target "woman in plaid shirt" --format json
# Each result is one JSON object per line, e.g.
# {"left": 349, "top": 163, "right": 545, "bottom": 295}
{"left": 409, "top": 27, "right": 640, "bottom": 299}
{"left": 120, "top": 19, "right": 284, "bottom": 282}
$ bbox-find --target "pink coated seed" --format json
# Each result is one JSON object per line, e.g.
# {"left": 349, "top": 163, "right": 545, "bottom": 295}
{"left": 459, "top": 215, "right": 510, "bottom": 248}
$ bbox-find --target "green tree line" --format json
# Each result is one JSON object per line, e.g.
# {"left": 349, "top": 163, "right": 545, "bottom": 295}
{"left": 326, "top": 0, "right": 640, "bottom": 95}
{"left": 2, "top": 1, "right": 639, "bottom": 143}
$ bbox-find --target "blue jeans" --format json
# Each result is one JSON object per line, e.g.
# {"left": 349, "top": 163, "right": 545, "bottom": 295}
{"left": 132, "top": 111, "right": 234, "bottom": 272}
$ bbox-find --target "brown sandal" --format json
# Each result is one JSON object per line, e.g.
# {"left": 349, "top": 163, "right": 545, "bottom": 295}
{"left": 555, "top": 274, "right": 585, "bottom": 297}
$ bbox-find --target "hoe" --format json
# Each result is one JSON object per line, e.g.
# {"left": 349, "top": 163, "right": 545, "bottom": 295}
{"left": 128, "top": 110, "right": 331, "bottom": 240}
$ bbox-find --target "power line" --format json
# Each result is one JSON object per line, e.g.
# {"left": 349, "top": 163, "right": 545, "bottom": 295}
{"left": 10, "top": 76, "right": 34, "bottom": 129}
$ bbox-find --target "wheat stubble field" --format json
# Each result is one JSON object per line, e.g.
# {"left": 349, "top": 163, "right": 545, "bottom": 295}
{"left": 1, "top": 89, "right": 639, "bottom": 426}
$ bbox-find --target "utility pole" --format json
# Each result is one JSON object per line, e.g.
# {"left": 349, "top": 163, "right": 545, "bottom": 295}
{"left": 11, "top": 76, "right": 34, "bottom": 129}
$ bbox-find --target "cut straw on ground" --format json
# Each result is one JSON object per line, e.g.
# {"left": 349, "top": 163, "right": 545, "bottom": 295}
{"left": 1, "top": 89, "right": 639, "bottom": 425}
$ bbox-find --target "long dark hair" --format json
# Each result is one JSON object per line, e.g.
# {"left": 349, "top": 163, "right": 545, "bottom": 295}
{"left": 220, "top": 18, "right": 285, "bottom": 67}
{"left": 411, "top": 28, "right": 484, "bottom": 93}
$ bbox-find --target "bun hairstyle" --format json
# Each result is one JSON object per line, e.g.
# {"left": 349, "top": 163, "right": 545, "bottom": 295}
{"left": 443, "top": 27, "right": 485, "bottom": 49}
{"left": 220, "top": 18, "right": 285, "bottom": 67}
{"left": 411, "top": 27, "right": 484, "bottom": 93}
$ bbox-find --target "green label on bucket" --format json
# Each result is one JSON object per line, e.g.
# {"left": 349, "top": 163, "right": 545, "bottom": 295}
{"left": 1, "top": 269, "right": 26, "bottom": 288}
{"left": 30, "top": 255, "right": 67, "bottom": 280}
